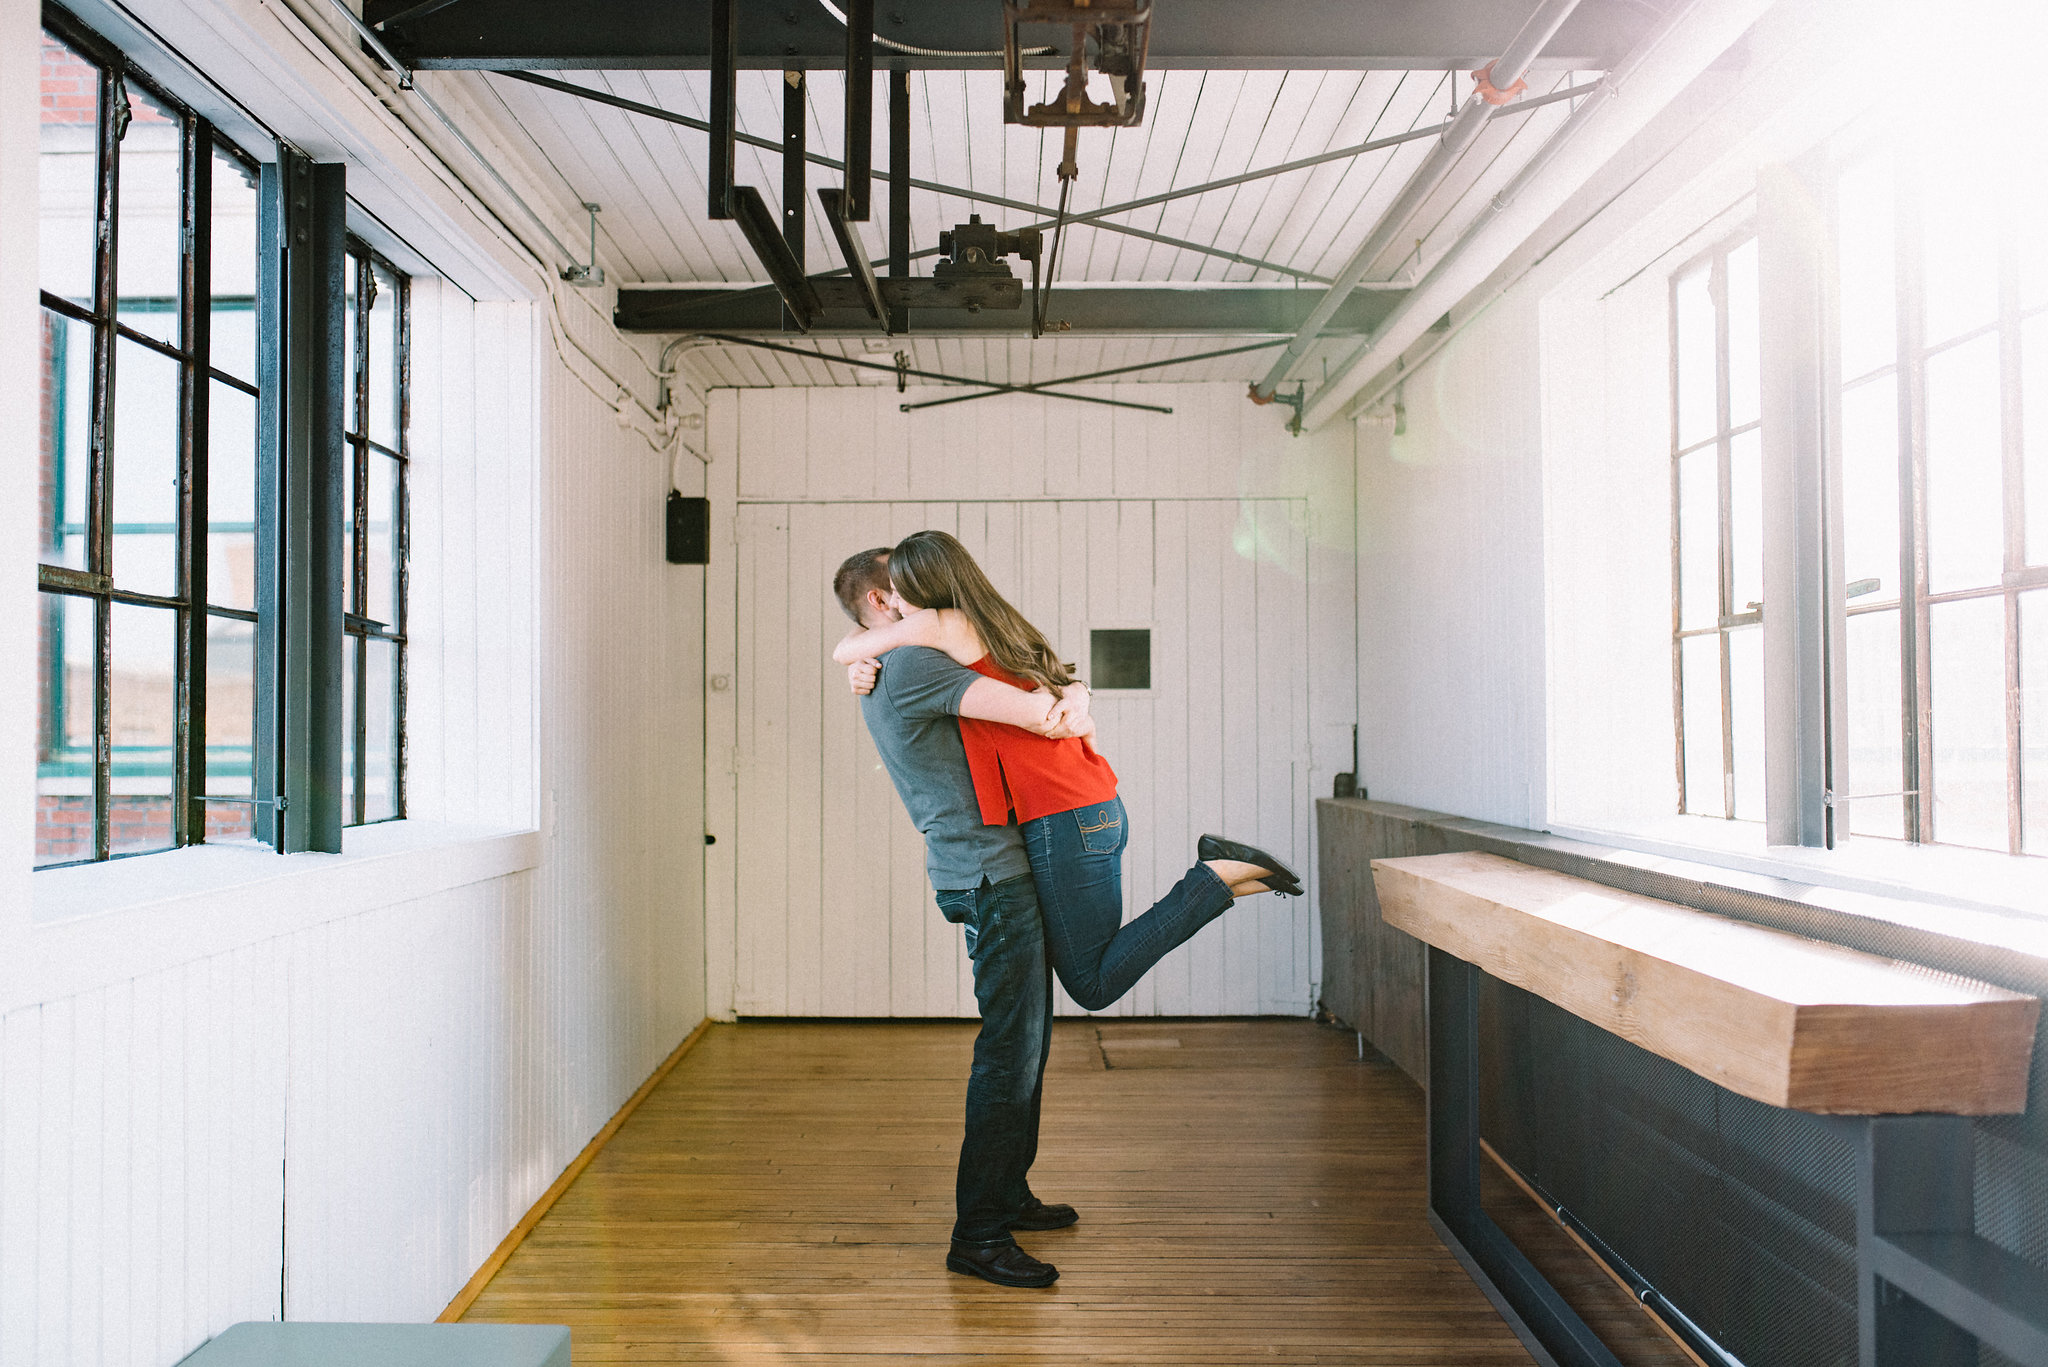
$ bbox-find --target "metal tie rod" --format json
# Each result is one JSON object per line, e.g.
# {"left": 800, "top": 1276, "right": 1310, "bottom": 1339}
{"left": 1252, "top": 0, "right": 1588, "bottom": 398}
{"left": 1036, "top": 79, "right": 1600, "bottom": 240}
{"left": 501, "top": 71, "right": 1321, "bottom": 284}
{"left": 900, "top": 338, "right": 1286, "bottom": 412}
{"left": 694, "top": 333, "right": 1173, "bottom": 413}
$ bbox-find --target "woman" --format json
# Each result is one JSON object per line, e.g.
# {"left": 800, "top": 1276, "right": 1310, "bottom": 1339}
{"left": 833, "top": 530, "right": 1300, "bottom": 1012}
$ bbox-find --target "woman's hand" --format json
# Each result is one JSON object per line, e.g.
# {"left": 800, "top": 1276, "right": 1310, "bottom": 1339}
{"left": 848, "top": 658, "right": 879, "bottom": 696}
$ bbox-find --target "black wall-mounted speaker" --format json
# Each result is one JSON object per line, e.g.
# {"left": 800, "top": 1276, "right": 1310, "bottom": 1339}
{"left": 667, "top": 492, "right": 710, "bottom": 565}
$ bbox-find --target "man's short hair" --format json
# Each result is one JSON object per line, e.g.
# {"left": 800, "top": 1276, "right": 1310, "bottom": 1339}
{"left": 832, "top": 547, "right": 892, "bottom": 622}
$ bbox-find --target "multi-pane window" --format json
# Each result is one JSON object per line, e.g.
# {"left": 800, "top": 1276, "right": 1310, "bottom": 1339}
{"left": 35, "top": 18, "right": 261, "bottom": 866}
{"left": 1831, "top": 140, "right": 2048, "bottom": 853}
{"left": 341, "top": 244, "right": 407, "bottom": 826}
{"left": 1671, "top": 235, "right": 1764, "bottom": 820}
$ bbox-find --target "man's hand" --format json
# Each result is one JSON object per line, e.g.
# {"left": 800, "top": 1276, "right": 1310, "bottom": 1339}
{"left": 848, "top": 658, "right": 879, "bottom": 696}
{"left": 1043, "top": 683, "right": 1090, "bottom": 733}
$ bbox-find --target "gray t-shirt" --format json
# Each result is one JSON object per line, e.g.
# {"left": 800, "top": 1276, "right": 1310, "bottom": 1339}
{"left": 859, "top": 646, "right": 1029, "bottom": 891}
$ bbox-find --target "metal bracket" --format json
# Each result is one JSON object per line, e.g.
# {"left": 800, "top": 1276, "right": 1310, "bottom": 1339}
{"left": 819, "top": 188, "right": 888, "bottom": 331}
{"left": 560, "top": 202, "right": 605, "bottom": 287}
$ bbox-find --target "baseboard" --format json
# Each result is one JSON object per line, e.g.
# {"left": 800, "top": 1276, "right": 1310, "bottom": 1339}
{"left": 437, "top": 1018, "right": 715, "bottom": 1323}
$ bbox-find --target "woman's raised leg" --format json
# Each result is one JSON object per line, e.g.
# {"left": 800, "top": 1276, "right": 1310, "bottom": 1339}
{"left": 1022, "top": 796, "right": 1244, "bottom": 1012}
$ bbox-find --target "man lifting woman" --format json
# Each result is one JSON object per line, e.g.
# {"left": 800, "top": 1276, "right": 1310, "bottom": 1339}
{"left": 831, "top": 531, "right": 1297, "bottom": 1288}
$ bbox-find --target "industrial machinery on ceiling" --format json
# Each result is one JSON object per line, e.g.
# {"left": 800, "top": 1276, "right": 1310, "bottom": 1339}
{"left": 700, "top": 0, "right": 1150, "bottom": 340}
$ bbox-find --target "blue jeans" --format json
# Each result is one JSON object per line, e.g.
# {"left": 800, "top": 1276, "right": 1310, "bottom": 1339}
{"left": 1022, "top": 795, "right": 1236, "bottom": 1012}
{"left": 934, "top": 872, "right": 1054, "bottom": 1243}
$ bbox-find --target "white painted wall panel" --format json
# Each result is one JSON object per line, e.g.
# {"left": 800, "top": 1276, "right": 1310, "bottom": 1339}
{"left": 1353, "top": 308, "right": 1551, "bottom": 831}
{"left": 709, "top": 383, "right": 1349, "bottom": 1019}
{"left": 0, "top": 280, "right": 706, "bottom": 1362}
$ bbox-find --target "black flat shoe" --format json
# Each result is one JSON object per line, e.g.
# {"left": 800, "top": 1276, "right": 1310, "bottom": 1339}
{"left": 947, "top": 1237, "right": 1059, "bottom": 1287}
{"left": 1197, "top": 834, "right": 1303, "bottom": 896}
{"left": 1007, "top": 1196, "right": 1078, "bottom": 1231}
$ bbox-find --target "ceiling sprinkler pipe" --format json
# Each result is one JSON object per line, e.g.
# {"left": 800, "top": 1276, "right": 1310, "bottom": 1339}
{"left": 1248, "top": 0, "right": 1587, "bottom": 402}
{"left": 1296, "top": 0, "right": 1775, "bottom": 430}
{"left": 314, "top": 0, "right": 582, "bottom": 270}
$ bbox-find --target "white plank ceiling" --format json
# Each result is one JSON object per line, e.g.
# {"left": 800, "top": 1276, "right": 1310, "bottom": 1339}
{"left": 470, "top": 64, "right": 1598, "bottom": 386}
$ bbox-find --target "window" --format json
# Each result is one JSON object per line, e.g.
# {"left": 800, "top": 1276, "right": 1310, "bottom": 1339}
{"left": 35, "top": 17, "right": 262, "bottom": 866}
{"left": 341, "top": 244, "right": 408, "bottom": 825}
{"left": 1830, "top": 138, "right": 2048, "bottom": 853}
{"left": 1671, "top": 235, "right": 1764, "bottom": 820}
{"left": 1090, "top": 628, "right": 1151, "bottom": 690}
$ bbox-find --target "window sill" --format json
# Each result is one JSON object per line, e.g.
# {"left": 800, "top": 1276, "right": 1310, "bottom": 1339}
{"left": 9, "top": 821, "right": 540, "bottom": 1013}
{"left": 1544, "top": 813, "right": 2048, "bottom": 956}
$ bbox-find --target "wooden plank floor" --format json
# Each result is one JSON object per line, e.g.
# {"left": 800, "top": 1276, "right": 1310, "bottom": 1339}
{"left": 461, "top": 1019, "right": 1548, "bottom": 1365}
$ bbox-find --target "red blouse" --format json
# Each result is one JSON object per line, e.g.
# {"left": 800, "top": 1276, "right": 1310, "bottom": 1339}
{"left": 958, "top": 656, "right": 1119, "bottom": 825}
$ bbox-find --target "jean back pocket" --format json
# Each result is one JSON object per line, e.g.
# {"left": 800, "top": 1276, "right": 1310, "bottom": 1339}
{"left": 1074, "top": 800, "right": 1125, "bottom": 855}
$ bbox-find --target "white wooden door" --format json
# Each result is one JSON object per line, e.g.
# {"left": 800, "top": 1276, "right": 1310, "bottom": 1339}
{"left": 726, "top": 498, "right": 1314, "bottom": 1018}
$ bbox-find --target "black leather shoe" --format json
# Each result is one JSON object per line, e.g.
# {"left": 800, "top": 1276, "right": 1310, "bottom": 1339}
{"left": 1198, "top": 834, "right": 1303, "bottom": 896}
{"left": 946, "top": 1237, "right": 1059, "bottom": 1288}
{"left": 1007, "top": 1196, "right": 1079, "bottom": 1231}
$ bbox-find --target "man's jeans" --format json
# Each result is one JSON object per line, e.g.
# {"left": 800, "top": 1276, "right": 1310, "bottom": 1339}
{"left": 934, "top": 872, "right": 1054, "bottom": 1243}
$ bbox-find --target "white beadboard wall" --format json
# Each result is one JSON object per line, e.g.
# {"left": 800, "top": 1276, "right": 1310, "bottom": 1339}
{"left": 1346, "top": 0, "right": 1867, "bottom": 838}
{"left": 1353, "top": 305, "right": 1551, "bottom": 832}
{"left": 703, "top": 383, "right": 1356, "bottom": 1020}
{"left": 0, "top": 282, "right": 707, "bottom": 1364}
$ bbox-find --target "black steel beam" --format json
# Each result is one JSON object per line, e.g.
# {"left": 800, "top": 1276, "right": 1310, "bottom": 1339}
{"left": 782, "top": 69, "right": 804, "bottom": 331}
{"left": 727, "top": 187, "right": 820, "bottom": 329}
{"left": 706, "top": 0, "right": 736, "bottom": 218}
{"left": 888, "top": 66, "right": 909, "bottom": 333}
{"left": 782, "top": 71, "right": 804, "bottom": 264}
{"left": 366, "top": 0, "right": 1651, "bottom": 71}
{"left": 617, "top": 284, "right": 1403, "bottom": 336}
{"left": 371, "top": 0, "right": 470, "bottom": 30}
{"left": 842, "top": 0, "right": 872, "bottom": 221}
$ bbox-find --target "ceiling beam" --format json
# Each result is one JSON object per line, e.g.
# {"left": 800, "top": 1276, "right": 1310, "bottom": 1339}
{"left": 366, "top": 0, "right": 1660, "bottom": 70}
{"left": 615, "top": 284, "right": 1408, "bottom": 335}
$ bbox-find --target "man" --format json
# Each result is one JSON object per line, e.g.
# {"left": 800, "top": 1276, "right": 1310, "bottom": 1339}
{"left": 831, "top": 546, "right": 1088, "bottom": 1289}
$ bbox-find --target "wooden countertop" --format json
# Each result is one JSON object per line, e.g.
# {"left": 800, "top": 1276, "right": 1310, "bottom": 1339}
{"left": 1372, "top": 851, "right": 2040, "bottom": 1115}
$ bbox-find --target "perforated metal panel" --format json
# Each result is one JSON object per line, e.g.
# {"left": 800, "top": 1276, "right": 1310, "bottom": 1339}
{"left": 1481, "top": 980, "right": 1860, "bottom": 1366}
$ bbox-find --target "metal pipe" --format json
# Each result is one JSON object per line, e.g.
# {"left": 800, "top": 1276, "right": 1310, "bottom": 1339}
{"left": 319, "top": 0, "right": 414, "bottom": 87}
{"left": 1250, "top": 0, "right": 1587, "bottom": 398}
{"left": 1299, "top": 0, "right": 1767, "bottom": 428}
{"left": 314, "top": 0, "right": 581, "bottom": 267}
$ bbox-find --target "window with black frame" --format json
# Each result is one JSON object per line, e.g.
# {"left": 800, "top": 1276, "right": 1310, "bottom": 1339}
{"left": 1670, "top": 233, "right": 1764, "bottom": 821}
{"left": 341, "top": 244, "right": 407, "bottom": 826}
{"left": 35, "top": 17, "right": 263, "bottom": 866}
{"left": 1831, "top": 135, "right": 2048, "bottom": 853}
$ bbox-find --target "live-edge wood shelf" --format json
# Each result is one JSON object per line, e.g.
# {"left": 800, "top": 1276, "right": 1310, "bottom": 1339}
{"left": 1372, "top": 850, "right": 2039, "bottom": 1115}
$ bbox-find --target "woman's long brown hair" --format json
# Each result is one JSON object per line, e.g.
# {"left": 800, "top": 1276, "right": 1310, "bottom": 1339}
{"left": 888, "top": 530, "right": 1075, "bottom": 696}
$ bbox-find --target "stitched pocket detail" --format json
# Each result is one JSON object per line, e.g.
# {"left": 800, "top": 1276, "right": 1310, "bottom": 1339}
{"left": 1075, "top": 803, "right": 1123, "bottom": 855}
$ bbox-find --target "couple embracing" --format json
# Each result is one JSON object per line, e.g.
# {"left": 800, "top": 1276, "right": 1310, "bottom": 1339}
{"left": 829, "top": 531, "right": 1299, "bottom": 1289}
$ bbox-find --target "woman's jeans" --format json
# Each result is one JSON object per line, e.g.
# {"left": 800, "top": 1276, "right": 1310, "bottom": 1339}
{"left": 1021, "top": 796, "right": 1235, "bottom": 1012}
